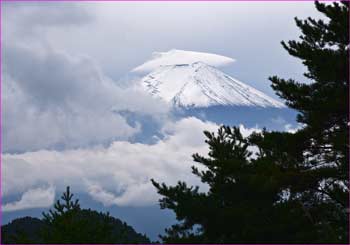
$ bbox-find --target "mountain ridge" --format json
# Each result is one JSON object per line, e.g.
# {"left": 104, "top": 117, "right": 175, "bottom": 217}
{"left": 139, "top": 61, "right": 285, "bottom": 108}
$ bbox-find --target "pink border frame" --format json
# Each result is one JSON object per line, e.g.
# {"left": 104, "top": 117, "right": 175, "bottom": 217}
{"left": 0, "top": 0, "right": 348, "bottom": 245}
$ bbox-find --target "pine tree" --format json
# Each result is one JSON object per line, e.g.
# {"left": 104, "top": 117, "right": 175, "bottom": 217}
{"left": 152, "top": 2, "right": 349, "bottom": 243}
{"left": 268, "top": 1, "right": 349, "bottom": 240}
{"left": 42, "top": 186, "right": 80, "bottom": 224}
{"left": 41, "top": 186, "right": 89, "bottom": 243}
{"left": 41, "top": 187, "right": 150, "bottom": 244}
{"left": 152, "top": 126, "right": 335, "bottom": 243}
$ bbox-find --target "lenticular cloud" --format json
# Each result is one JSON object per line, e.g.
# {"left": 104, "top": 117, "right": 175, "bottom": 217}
{"left": 132, "top": 49, "right": 235, "bottom": 73}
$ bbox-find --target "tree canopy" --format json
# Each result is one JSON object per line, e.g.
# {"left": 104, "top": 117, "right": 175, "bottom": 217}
{"left": 2, "top": 187, "right": 150, "bottom": 244}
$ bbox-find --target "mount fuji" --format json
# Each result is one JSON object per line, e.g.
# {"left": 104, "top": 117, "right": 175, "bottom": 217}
{"left": 133, "top": 50, "right": 284, "bottom": 108}
{"left": 121, "top": 49, "right": 297, "bottom": 140}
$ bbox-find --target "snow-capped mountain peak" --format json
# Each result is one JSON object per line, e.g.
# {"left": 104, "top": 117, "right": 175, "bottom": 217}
{"left": 140, "top": 61, "right": 285, "bottom": 108}
{"left": 131, "top": 50, "right": 284, "bottom": 108}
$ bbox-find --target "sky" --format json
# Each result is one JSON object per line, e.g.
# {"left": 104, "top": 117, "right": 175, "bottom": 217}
{"left": 1, "top": 1, "right": 323, "bottom": 239}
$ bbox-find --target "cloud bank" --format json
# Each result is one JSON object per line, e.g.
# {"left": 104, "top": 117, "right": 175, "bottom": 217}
{"left": 3, "top": 186, "right": 55, "bottom": 212}
{"left": 2, "top": 117, "right": 216, "bottom": 209}
{"left": 2, "top": 43, "right": 170, "bottom": 153}
{"left": 2, "top": 117, "right": 261, "bottom": 211}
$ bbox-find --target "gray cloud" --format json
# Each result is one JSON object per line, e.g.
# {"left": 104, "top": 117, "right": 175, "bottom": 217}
{"left": 2, "top": 43, "right": 170, "bottom": 153}
{"left": 2, "top": 2, "right": 93, "bottom": 40}
{"left": 3, "top": 2, "right": 322, "bottom": 95}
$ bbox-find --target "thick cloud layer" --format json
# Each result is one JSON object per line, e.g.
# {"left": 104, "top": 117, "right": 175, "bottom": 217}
{"left": 2, "top": 117, "right": 261, "bottom": 211}
{"left": 3, "top": 2, "right": 171, "bottom": 153}
{"left": 2, "top": 117, "right": 215, "bottom": 209}
{"left": 3, "top": 43, "right": 170, "bottom": 153}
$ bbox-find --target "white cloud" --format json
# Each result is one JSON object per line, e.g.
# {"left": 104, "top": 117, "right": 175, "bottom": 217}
{"left": 284, "top": 123, "right": 304, "bottom": 134}
{"left": 238, "top": 124, "right": 261, "bottom": 137}
{"left": 3, "top": 186, "right": 55, "bottom": 212}
{"left": 2, "top": 117, "right": 262, "bottom": 210}
{"left": 2, "top": 44, "right": 170, "bottom": 153}
{"left": 2, "top": 2, "right": 93, "bottom": 43}
{"left": 87, "top": 182, "right": 157, "bottom": 207}
{"left": 132, "top": 49, "right": 234, "bottom": 73}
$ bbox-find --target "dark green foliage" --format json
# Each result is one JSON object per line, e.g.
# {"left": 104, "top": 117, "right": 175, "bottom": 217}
{"left": 42, "top": 208, "right": 150, "bottom": 244}
{"left": 1, "top": 217, "right": 47, "bottom": 244}
{"left": 152, "top": 127, "right": 332, "bottom": 243}
{"left": 152, "top": 2, "right": 349, "bottom": 243}
{"left": 270, "top": 2, "right": 349, "bottom": 171}
{"left": 1, "top": 187, "right": 150, "bottom": 244}
{"left": 42, "top": 186, "right": 80, "bottom": 224}
{"left": 269, "top": 0, "right": 349, "bottom": 237}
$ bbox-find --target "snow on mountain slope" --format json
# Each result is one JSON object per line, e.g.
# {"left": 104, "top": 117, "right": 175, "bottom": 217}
{"left": 133, "top": 49, "right": 234, "bottom": 73}
{"left": 140, "top": 62, "right": 285, "bottom": 108}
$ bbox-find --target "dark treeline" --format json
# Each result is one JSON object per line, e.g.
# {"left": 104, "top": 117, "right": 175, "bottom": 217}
{"left": 2, "top": 1, "right": 349, "bottom": 244}
{"left": 1, "top": 187, "right": 150, "bottom": 244}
